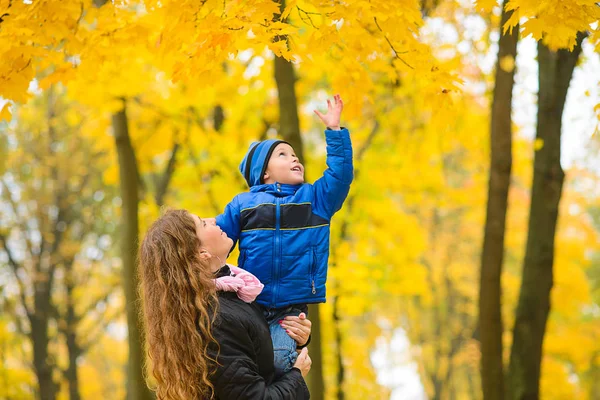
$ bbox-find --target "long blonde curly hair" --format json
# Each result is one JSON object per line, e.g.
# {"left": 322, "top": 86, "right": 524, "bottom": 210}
{"left": 139, "top": 209, "right": 219, "bottom": 399}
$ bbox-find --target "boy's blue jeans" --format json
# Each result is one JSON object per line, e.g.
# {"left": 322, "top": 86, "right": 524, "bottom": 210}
{"left": 261, "top": 304, "right": 309, "bottom": 377}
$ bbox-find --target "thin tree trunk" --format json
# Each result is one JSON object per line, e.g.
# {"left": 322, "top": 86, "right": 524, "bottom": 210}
{"left": 478, "top": 2, "right": 518, "bottom": 399}
{"left": 112, "top": 104, "right": 153, "bottom": 400}
{"left": 154, "top": 142, "right": 179, "bottom": 207}
{"left": 305, "top": 303, "right": 325, "bottom": 399}
{"left": 64, "top": 279, "right": 82, "bottom": 400}
{"left": 0, "top": 331, "right": 8, "bottom": 399}
{"left": 507, "top": 33, "right": 585, "bottom": 400}
{"left": 274, "top": 56, "right": 304, "bottom": 164}
{"left": 213, "top": 105, "right": 225, "bottom": 132}
{"left": 31, "top": 290, "right": 57, "bottom": 400}
{"left": 31, "top": 90, "right": 62, "bottom": 400}
{"left": 331, "top": 294, "right": 344, "bottom": 400}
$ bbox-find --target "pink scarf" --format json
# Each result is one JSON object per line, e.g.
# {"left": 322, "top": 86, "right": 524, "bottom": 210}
{"left": 214, "top": 265, "right": 264, "bottom": 303}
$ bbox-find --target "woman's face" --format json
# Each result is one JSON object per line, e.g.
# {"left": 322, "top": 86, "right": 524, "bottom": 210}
{"left": 190, "top": 214, "right": 233, "bottom": 266}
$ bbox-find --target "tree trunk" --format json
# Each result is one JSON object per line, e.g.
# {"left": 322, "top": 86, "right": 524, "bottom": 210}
{"left": 64, "top": 277, "right": 81, "bottom": 400}
{"left": 507, "top": 33, "right": 585, "bottom": 400}
{"left": 31, "top": 290, "right": 57, "bottom": 400}
{"left": 154, "top": 142, "right": 179, "bottom": 207}
{"left": 331, "top": 293, "right": 344, "bottom": 400}
{"left": 112, "top": 104, "right": 153, "bottom": 400}
{"left": 32, "top": 93, "right": 61, "bottom": 400}
{"left": 305, "top": 303, "right": 325, "bottom": 399}
{"left": 478, "top": 2, "right": 518, "bottom": 399}
{"left": 213, "top": 105, "right": 225, "bottom": 132}
{"left": 273, "top": 37, "right": 305, "bottom": 162}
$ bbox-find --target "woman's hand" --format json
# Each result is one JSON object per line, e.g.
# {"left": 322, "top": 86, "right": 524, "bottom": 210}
{"left": 293, "top": 348, "right": 311, "bottom": 378}
{"left": 314, "top": 94, "right": 343, "bottom": 131}
{"left": 282, "top": 313, "right": 311, "bottom": 347}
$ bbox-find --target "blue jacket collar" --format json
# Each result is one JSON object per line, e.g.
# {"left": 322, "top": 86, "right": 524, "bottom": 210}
{"left": 250, "top": 182, "right": 302, "bottom": 196}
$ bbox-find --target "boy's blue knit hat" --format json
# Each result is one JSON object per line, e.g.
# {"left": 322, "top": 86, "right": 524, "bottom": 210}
{"left": 239, "top": 139, "right": 289, "bottom": 187}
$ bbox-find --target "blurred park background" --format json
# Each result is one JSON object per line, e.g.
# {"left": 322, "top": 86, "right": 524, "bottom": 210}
{"left": 1, "top": 0, "right": 599, "bottom": 399}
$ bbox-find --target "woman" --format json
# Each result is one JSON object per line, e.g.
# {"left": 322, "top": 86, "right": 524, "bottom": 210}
{"left": 139, "top": 209, "right": 312, "bottom": 399}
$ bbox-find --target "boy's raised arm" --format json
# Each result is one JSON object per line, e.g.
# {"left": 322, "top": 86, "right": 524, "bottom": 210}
{"left": 312, "top": 95, "right": 354, "bottom": 219}
{"left": 312, "top": 128, "right": 353, "bottom": 219}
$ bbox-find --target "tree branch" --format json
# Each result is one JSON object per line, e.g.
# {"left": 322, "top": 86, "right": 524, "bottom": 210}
{"left": 0, "top": 179, "right": 36, "bottom": 256}
{"left": 373, "top": 17, "right": 414, "bottom": 70}
{"left": 0, "top": 233, "right": 33, "bottom": 319}
{"left": 77, "top": 282, "right": 120, "bottom": 322}
{"left": 80, "top": 307, "right": 126, "bottom": 353}
{"left": 154, "top": 139, "right": 180, "bottom": 207}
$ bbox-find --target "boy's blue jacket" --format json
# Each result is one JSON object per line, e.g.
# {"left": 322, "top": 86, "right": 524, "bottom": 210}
{"left": 216, "top": 128, "right": 353, "bottom": 308}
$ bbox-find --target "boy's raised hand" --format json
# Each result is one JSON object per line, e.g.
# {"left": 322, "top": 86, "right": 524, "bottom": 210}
{"left": 314, "top": 94, "right": 343, "bottom": 131}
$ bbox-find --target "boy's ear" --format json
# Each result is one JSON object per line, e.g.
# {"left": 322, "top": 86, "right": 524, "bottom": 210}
{"left": 263, "top": 171, "right": 270, "bottom": 180}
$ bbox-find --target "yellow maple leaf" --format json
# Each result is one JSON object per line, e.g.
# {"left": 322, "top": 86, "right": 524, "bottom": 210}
{"left": 475, "top": 0, "right": 498, "bottom": 13}
{"left": 281, "top": 0, "right": 297, "bottom": 20}
{"left": 39, "top": 64, "right": 76, "bottom": 90}
{"left": 522, "top": 18, "right": 545, "bottom": 41}
{"left": 503, "top": 9, "right": 521, "bottom": 34}
{"left": 0, "top": 102, "right": 11, "bottom": 122}
{"left": 268, "top": 39, "right": 292, "bottom": 60}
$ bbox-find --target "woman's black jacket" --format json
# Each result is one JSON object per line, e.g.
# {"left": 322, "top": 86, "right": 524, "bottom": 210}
{"left": 208, "top": 286, "right": 310, "bottom": 399}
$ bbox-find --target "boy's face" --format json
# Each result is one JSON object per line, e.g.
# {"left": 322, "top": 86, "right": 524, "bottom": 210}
{"left": 263, "top": 143, "right": 304, "bottom": 185}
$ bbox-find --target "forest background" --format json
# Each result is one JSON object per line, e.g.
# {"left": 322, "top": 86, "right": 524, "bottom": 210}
{"left": 1, "top": 0, "right": 599, "bottom": 399}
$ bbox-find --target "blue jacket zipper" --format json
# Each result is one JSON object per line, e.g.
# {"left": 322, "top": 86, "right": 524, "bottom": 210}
{"left": 311, "top": 247, "right": 317, "bottom": 294}
{"left": 273, "top": 184, "right": 282, "bottom": 306}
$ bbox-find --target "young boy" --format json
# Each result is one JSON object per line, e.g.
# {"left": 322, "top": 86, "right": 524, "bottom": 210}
{"left": 216, "top": 94, "right": 353, "bottom": 375}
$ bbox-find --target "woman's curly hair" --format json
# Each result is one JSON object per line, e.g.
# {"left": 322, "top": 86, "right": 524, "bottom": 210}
{"left": 139, "top": 209, "right": 219, "bottom": 399}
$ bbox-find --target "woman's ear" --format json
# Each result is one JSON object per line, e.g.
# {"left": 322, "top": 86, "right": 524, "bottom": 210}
{"left": 198, "top": 249, "right": 211, "bottom": 260}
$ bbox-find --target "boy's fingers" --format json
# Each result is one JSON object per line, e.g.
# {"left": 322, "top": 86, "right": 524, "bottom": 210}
{"left": 314, "top": 110, "right": 325, "bottom": 120}
{"left": 327, "top": 99, "right": 332, "bottom": 110}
